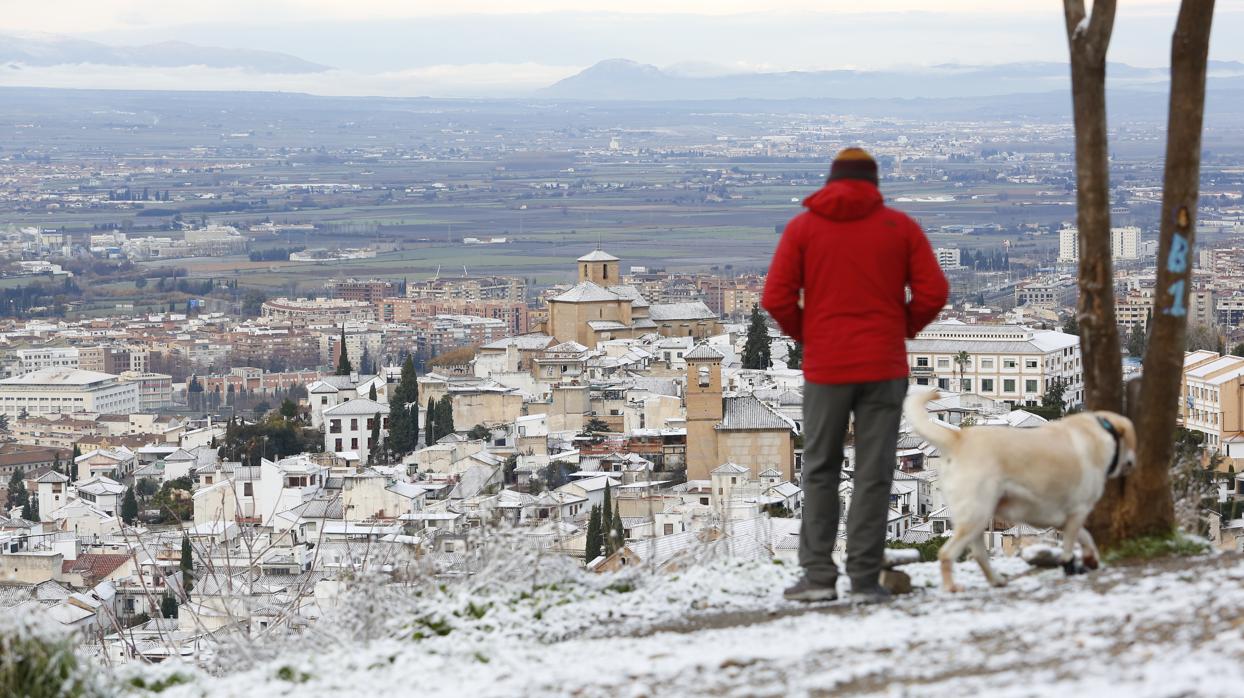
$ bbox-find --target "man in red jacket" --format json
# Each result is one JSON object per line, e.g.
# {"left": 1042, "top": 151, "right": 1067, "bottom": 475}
{"left": 762, "top": 147, "right": 948, "bottom": 602}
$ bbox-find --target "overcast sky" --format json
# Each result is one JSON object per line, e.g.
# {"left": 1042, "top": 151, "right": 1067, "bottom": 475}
{"left": 1, "top": 1, "right": 1241, "bottom": 96}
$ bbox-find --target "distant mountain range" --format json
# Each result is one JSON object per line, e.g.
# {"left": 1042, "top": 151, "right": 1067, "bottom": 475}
{"left": 541, "top": 58, "right": 1244, "bottom": 101}
{"left": 0, "top": 34, "right": 330, "bottom": 74}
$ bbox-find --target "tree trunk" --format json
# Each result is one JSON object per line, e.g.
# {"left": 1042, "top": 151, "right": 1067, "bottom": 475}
{"left": 1064, "top": 0, "right": 1122, "bottom": 415}
{"left": 1111, "top": 0, "right": 1216, "bottom": 544}
{"left": 1063, "top": 0, "right": 1124, "bottom": 544}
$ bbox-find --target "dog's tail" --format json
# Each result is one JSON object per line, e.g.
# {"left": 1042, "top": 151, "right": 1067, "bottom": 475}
{"left": 903, "top": 389, "right": 961, "bottom": 454}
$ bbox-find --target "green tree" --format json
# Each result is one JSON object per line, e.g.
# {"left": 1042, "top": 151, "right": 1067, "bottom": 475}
{"left": 954, "top": 350, "right": 970, "bottom": 391}
{"left": 787, "top": 342, "right": 803, "bottom": 370}
{"left": 425, "top": 397, "right": 436, "bottom": 447}
{"left": 1126, "top": 324, "right": 1148, "bottom": 358}
{"left": 1232, "top": 343, "right": 1244, "bottom": 358}
{"left": 6, "top": 467, "right": 27, "bottom": 512}
{"left": 71, "top": 444, "right": 80, "bottom": 480}
{"left": 335, "top": 327, "right": 353, "bottom": 375}
{"left": 160, "top": 593, "right": 178, "bottom": 619}
{"left": 611, "top": 503, "right": 625, "bottom": 552}
{"left": 740, "top": 305, "right": 771, "bottom": 370}
{"left": 368, "top": 383, "right": 377, "bottom": 401}
{"left": 579, "top": 417, "right": 610, "bottom": 441}
{"left": 369, "top": 413, "right": 381, "bottom": 462}
{"left": 584, "top": 505, "right": 602, "bottom": 563}
{"left": 601, "top": 481, "right": 614, "bottom": 553}
{"left": 1041, "top": 378, "right": 1067, "bottom": 418}
{"left": 1062, "top": 314, "right": 1079, "bottom": 336}
{"left": 121, "top": 486, "right": 138, "bottom": 525}
{"left": 359, "top": 345, "right": 373, "bottom": 375}
{"left": 467, "top": 424, "right": 491, "bottom": 441}
{"left": 22, "top": 496, "right": 37, "bottom": 522}
{"left": 279, "top": 398, "right": 298, "bottom": 420}
{"left": 436, "top": 395, "right": 455, "bottom": 439}
{"left": 180, "top": 536, "right": 194, "bottom": 596}
{"left": 388, "top": 356, "right": 420, "bottom": 457}
{"left": 136, "top": 477, "right": 159, "bottom": 498}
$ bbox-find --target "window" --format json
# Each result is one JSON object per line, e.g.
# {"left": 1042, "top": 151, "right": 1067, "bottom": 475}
{"left": 1003, "top": 379, "right": 1016, "bottom": 393}
{"left": 700, "top": 497, "right": 709, "bottom": 505}
{"left": 936, "top": 358, "right": 950, "bottom": 369}
{"left": 1025, "top": 359, "right": 1039, "bottom": 369}
{"left": 335, "top": 438, "right": 343, "bottom": 451}
{"left": 981, "top": 378, "right": 994, "bottom": 392}
{"left": 321, "top": 396, "right": 328, "bottom": 405}
{"left": 243, "top": 482, "right": 253, "bottom": 497}
{"left": 937, "top": 378, "right": 950, "bottom": 390}
{"left": 980, "top": 358, "right": 995, "bottom": 370}
{"left": 960, "top": 379, "right": 972, "bottom": 392}
{"left": 664, "top": 523, "right": 674, "bottom": 535}
{"left": 350, "top": 418, "right": 358, "bottom": 431}
{"left": 1025, "top": 379, "right": 1039, "bottom": 393}
{"left": 351, "top": 438, "right": 358, "bottom": 450}
{"left": 916, "top": 357, "right": 930, "bottom": 368}
{"left": 329, "top": 420, "right": 341, "bottom": 434}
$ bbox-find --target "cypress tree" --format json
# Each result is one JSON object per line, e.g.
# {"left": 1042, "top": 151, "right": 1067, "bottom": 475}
{"left": 386, "top": 356, "right": 420, "bottom": 457}
{"left": 71, "top": 444, "right": 80, "bottom": 481}
{"left": 369, "top": 413, "right": 381, "bottom": 463}
{"left": 601, "top": 481, "right": 614, "bottom": 553}
{"left": 335, "top": 327, "right": 353, "bottom": 375}
{"left": 584, "top": 505, "right": 602, "bottom": 563}
{"left": 369, "top": 382, "right": 377, "bottom": 401}
{"left": 180, "top": 536, "right": 194, "bottom": 596}
{"left": 741, "top": 305, "right": 772, "bottom": 370}
{"left": 611, "top": 503, "right": 625, "bottom": 552}
{"left": 160, "top": 593, "right": 178, "bottom": 619}
{"left": 6, "top": 467, "right": 25, "bottom": 510}
{"left": 121, "top": 486, "right": 139, "bottom": 524}
{"left": 436, "top": 395, "right": 455, "bottom": 438}
{"left": 787, "top": 342, "right": 803, "bottom": 370}
{"left": 425, "top": 397, "right": 436, "bottom": 447}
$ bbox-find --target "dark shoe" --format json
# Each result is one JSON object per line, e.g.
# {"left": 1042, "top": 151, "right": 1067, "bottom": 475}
{"left": 850, "top": 581, "right": 893, "bottom": 605}
{"left": 783, "top": 576, "right": 838, "bottom": 602}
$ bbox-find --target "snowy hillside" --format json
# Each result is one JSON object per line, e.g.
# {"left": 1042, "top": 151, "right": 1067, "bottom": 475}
{"left": 102, "top": 549, "right": 1244, "bottom": 697}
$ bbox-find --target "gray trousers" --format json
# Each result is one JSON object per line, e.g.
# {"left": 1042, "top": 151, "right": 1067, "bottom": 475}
{"left": 799, "top": 378, "right": 906, "bottom": 586}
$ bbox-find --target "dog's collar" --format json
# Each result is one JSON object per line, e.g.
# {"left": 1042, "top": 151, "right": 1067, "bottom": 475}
{"left": 1097, "top": 416, "right": 1121, "bottom": 477}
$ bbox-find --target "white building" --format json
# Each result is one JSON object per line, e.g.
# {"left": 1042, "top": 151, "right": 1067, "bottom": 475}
{"left": 906, "top": 322, "right": 1084, "bottom": 407}
{"left": 118, "top": 371, "right": 174, "bottom": 411}
{"left": 14, "top": 348, "right": 80, "bottom": 375}
{"left": 0, "top": 369, "right": 139, "bottom": 416}
{"left": 1059, "top": 226, "right": 1142, "bottom": 262}
{"left": 1112, "top": 226, "right": 1142, "bottom": 260}
{"left": 306, "top": 374, "right": 388, "bottom": 429}
{"left": 1059, "top": 227, "right": 1079, "bottom": 263}
{"left": 324, "top": 398, "right": 389, "bottom": 465}
{"left": 934, "top": 248, "right": 962, "bottom": 270}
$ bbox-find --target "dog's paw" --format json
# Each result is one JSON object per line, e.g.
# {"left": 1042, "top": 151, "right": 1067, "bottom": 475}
{"left": 944, "top": 583, "right": 965, "bottom": 594}
{"left": 989, "top": 577, "right": 1008, "bottom": 588}
{"left": 1062, "top": 558, "right": 1088, "bottom": 576}
{"left": 1083, "top": 555, "right": 1100, "bottom": 571}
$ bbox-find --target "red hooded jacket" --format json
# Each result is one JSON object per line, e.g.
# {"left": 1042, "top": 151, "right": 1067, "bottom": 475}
{"left": 761, "top": 179, "right": 949, "bottom": 385}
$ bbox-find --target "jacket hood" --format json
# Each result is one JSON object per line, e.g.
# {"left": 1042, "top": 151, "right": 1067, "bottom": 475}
{"left": 803, "top": 179, "right": 883, "bottom": 222}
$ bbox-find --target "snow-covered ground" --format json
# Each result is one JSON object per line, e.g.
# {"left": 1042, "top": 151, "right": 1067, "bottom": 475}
{"left": 130, "top": 549, "right": 1244, "bottom": 697}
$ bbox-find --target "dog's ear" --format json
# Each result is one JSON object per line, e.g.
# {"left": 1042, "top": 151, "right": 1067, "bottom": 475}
{"left": 1101, "top": 412, "right": 1137, "bottom": 452}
